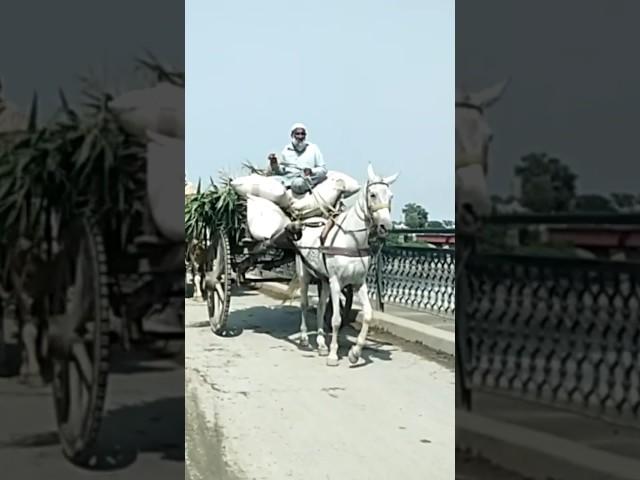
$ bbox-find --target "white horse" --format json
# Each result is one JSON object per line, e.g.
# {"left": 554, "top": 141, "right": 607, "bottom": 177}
{"left": 294, "top": 164, "right": 399, "bottom": 366}
{"left": 456, "top": 79, "right": 509, "bottom": 233}
{"left": 455, "top": 78, "right": 509, "bottom": 406}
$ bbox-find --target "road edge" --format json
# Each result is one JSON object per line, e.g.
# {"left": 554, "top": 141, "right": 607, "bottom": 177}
{"left": 456, "top": 410, "right": 640, "bottom": 480}
{"left": 253, "top": 280, "right": 455, "bottom": 357}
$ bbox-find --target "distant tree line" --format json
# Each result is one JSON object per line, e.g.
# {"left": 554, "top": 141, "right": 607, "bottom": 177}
{"left": 493, "top": 152, "right": 638, "bottom": 213}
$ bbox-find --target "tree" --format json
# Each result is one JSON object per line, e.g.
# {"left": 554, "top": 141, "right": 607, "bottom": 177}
{"left": 610, "top": 193, "right": 635, "bottom": 211}
{"left": 402, "top": 203, "right": 428, "bottom": 229}
{"left": 427, "top": 220, "right": 444, "bottom": 228}
{"left": 515, "top": 153, "right": 577, "bottom": 213}
{"left": 521, "top": 175, "right": 555, "bottom": 213}
{"left": 574, "top": 194, "right": 616, "bottom": 212}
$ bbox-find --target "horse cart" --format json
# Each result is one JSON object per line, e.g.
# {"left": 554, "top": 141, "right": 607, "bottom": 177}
{"left": 193, "top": 221, "right": 355, "bottom": 336}
{"left": 44, "top": 207, "right": 183, "bottom": 466}
{"left": 0, "top": 70, "right": 185, "bottom": 466}
{"left": 188, "top": 164, "right": 398, "bottom": 346}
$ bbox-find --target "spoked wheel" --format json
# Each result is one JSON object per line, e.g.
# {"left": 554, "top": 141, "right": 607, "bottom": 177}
{"left": 321, "top": 284, "right": 354, "bottom": 332}
{"left": 50, "top": 219, "right": 110, "bottom": 466}
{"left": 204, "top": 230, "right": 231, "bottom": 335}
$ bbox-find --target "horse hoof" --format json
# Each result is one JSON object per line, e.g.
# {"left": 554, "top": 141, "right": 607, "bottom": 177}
{"left": 300, "top": 337, "right": 310, "bottom": 348}
{"left": 318, "top": 346, "right": 329, "bottom": 357}
{"left": 326, "top": 357, "right": 339, "bottom": 367}
{"left": 348, "top": 348, "right": 359, "bottom": 364}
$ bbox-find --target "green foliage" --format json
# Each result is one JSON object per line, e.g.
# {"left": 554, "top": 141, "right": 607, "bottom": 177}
{"left": 0, "top": 54, "right": 180, "bottom": 275}
{"left": 0, "top": 88, "right": 147, "bottom": 254}
{"left": 402, "top": 202, "right": 429, "bottom": 228}
{"left": 574, "top": 194, "right": 617, "bottom": 212}
{"left": 515, "top": 152, "right": 577, "bottom": 213}
{"left": 610, "top": 192, "right": 636, "bottom": 211}
{"left": 185, "top": 177, "right": 247, "bottom": 248}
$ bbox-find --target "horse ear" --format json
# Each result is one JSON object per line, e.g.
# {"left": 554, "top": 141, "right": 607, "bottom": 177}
{"left": 383, "top": 172, "right": 399, "bottom": 185}
{"left": 367, "top": 163, "right": 376, "bottom": 181}
{"left": 470, "top": 78, "right": 510, "bottom": 108}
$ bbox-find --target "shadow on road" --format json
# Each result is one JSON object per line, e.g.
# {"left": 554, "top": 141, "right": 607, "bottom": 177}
{"left": 1, "top": 395, "right": 184, "bottom": 471}
{"left": 221, "top": 304, "right": 394, "bottom": 366}
{"left": 0, "top": 340, "right": 185, "bottom": 472}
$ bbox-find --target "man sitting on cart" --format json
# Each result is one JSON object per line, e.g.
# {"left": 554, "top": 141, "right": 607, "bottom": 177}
{"left": 267, "top": 123, "right": 328, "bottom": 194}
{"left": 240, "top": 123, "right": 329, "bottom": 245}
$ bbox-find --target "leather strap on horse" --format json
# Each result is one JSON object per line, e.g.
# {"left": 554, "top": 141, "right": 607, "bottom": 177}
{"left": 319, "top": 245, "right": 370, "bottom": 257}
{"left": 295, "top": 245, "right": 328, "bottom": 280}
{"left": 319, "top": 216, "right": 335, "bottom": 245}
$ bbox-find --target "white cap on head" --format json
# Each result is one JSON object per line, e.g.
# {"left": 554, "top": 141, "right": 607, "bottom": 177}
{"left": 290, "top": 123, "right": 307, "bottom": 135}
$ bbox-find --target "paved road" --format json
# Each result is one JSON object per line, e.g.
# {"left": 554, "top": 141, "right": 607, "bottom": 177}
{"left": 0, "top": 338, "right": 184, "bottom": 479}
{"left": 186, "top": 287, "right": 455, "bottom": 480}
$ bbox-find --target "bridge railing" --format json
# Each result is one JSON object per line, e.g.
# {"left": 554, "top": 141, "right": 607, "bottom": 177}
{"left": 268, "top": 228, "right": 456, "bottom": 318}
{"left": 462, "top": 213, "right": 640, "bottom": 424}
{"left": 366, "top": 232, "right": 455, "bottom": 317}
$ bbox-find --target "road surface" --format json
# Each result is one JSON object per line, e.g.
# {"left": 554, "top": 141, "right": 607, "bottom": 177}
{"left": 0, "top": 334, "right": 184, "bottom": 479}
{"left": 186, "top": 287, "right": 455, "bottom": 480}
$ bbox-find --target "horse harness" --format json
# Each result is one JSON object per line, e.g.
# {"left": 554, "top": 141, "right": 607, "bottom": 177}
{"left": 294, "top": 180, "right": 390, "bottom": 281}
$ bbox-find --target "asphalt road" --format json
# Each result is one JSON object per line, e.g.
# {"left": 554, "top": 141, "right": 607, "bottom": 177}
{"left": 0, "top": 335, "right": 185, "bottom": 479}
{"left": 185, "top": 287, "right": 455, "bottom": 480}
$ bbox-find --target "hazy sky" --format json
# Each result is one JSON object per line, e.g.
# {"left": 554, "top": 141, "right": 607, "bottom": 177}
{"left": 187, "top": 0, "right": 454, "bottom": 220}
{"left": 0, "top": 1, "right": 184, "bottom": 118}
{"left": 457, "top": 0, "right": 640, "bottom": 197}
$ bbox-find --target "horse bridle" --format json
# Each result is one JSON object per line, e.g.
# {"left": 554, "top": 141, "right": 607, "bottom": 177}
{"left": 455, "top": 101, "right": 488, "bottom": 172}
{"left": 332, "top": 179, "right": 391, "bottom": 236}
{"left": 364, "top": 180, "right": 391, "bottom": 217}
{"left": 455, "top": 100, "right": 487, "bottom": 272}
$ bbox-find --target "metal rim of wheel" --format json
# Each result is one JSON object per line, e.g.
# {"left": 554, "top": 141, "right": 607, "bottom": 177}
{"left": 323, "top": 284, "right": 354, "bottom": 332}
{"left": 51, "top": 219, "right": 110, "bottom": 466}
{"left": 206, "top": 230, "right": 231, "bottom": 335}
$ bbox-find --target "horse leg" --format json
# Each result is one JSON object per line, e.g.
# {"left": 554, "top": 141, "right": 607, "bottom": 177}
{"left": 193, "top": 269, "right": 203, "bottom": 301}
{"left": 348, "top": 282, "right": 372, "bottom": 364}
{"left": 326, "top": 276, "right": 342, "bottom": 367}
{"left": 316, "top": 279, "right": 330, "bottom": 356}
{"left": 297, "top": 263, "right": 310, "bottom": 348}
{"left": 19, "top": 313, "right": 43, "bottom": 386}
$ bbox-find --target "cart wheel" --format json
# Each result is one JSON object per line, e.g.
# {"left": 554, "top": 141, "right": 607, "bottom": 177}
{"left": 204, "top": 230, "right": 231, "bottom": 335}
{"left": 322, "top": 284, "right": 354, "bottom": 332}
{"left": 50, "top": 219, "right": 110, "bottom": 466}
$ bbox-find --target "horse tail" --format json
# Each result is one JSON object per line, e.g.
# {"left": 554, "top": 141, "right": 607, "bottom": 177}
{"left": 282, "top": 271, "right": 300, "bottom": 305}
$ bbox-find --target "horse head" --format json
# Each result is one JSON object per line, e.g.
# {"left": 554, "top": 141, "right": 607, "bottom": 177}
{"left": 456, "top": 78, "right": 509, "bottom": 234}
{"left": 365, "top": 164, "right": 399, "bottom": 238}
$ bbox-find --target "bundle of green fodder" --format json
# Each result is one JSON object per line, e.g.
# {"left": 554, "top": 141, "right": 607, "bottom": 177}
{"left": 185, "top": 176, "right": 247, "bottom": 248}
{"left": 0, "top": 55, "right": 182, "bottom": 262}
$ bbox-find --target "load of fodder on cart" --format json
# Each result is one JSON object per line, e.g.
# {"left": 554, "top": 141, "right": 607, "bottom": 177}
{"left": 0, "top": 54, "right": 182, "bottom": 289}
{"left": 185, "top": 174, "right": 247, "bottom": 249}
{"left": 185, "top": 158, "right": 363, "bottom": 249}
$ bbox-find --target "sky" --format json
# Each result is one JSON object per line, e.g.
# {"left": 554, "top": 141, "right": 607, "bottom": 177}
{"left": 186, "top": 0, "right": 455, "bottom": 221}
{"left": 457, "top": 0, "right": 640, "bottom": 198}
{"left": 0, "top": 1, "right": 184, "bottom": 117}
